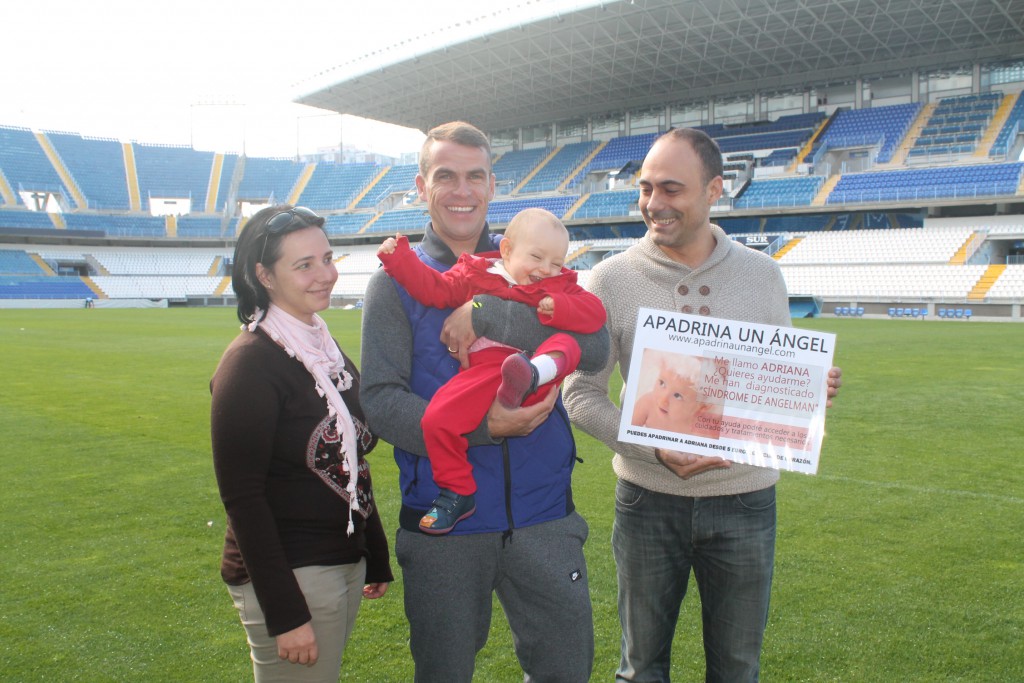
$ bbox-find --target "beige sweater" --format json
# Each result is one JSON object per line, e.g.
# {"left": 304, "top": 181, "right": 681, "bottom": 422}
{"left": 563, "top": 226, "right": 791, "bottom": 497}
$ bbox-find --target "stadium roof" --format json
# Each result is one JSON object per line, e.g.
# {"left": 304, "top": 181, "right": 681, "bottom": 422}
{"left": 294, "top": 0, "right": 1024, "bottom": 133}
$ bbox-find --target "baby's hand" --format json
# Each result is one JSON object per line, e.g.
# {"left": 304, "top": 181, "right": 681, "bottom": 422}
{"left": 378, "top": 233, "right": 402, "bottom": 256}
{"left": 537, "top": 296, "right": 555, "bottom": 316}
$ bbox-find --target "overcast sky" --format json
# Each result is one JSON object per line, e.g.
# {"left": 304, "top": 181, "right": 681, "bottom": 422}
{"left": 0, "top": 0, "right": 513, "bottom": 158}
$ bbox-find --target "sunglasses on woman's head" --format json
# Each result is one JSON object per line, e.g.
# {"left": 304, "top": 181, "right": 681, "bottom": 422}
{"left": 259, "top": 207, "right": 325, "bottom": 263}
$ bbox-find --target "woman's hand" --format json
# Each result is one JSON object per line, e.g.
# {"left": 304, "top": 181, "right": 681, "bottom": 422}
{"left": 363, "top": 582, "right": 389, "bottom": 599}
{"left": 276, "top": 621, "right": 318, "bottom": 666}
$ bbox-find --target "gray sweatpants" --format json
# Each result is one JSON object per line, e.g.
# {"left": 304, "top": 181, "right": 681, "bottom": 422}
{"left": 395, "top": 512, "right": 594, "bottom": 683}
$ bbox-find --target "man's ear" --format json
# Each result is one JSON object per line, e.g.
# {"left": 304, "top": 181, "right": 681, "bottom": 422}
{"left": 415, "top": 174, "right": 427, "bottom": 202}
{"left": 706, "top": 176, "right": 724, "bottom": 204}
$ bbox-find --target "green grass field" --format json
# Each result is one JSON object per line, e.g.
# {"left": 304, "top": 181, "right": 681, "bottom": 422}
{"left": 1, "top": 309, "right": 1021, "bottom": 682}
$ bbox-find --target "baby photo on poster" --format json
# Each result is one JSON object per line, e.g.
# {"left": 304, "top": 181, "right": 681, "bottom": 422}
{"left": 618, "top": 308, "right": 837, "bottom": 474}
{"left": 629, "top": 349, "right": 726, "bottom": 440}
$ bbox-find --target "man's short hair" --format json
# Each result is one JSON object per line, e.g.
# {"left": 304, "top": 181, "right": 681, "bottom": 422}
{"left": 419, "top": 121, "right": 492, "bottom": 176}
{"left": 656, "top": 128, "right": 724, "bottom": 187}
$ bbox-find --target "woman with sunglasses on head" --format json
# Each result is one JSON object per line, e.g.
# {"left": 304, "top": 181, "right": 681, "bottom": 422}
{"left": 211, "top": 205, "right": 392, "bottom": 682}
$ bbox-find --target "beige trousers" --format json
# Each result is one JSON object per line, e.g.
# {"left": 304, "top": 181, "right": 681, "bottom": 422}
{"left": 227, "top": 561, "right": 366, "bottom": 683}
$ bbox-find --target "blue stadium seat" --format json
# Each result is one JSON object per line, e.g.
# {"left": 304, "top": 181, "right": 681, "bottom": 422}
{"left": 834, "top": 306, "right": 842, "bottom": 316}
{"left": 134, "top": 143, "right": 215, "bottom": 212}
{"left": 735, "top": 176, "right": 825, "bottom": 209}
{"left": 856, "top": 307, "right": 864, "bottom": 317}
{"left": 526, "top": 140, "right": 600, "bottom": 193}
{"left": 937, "top": 308, "right": 946, "bottom": 318}
{"left": 574, "top": 189, "right": 640, "bottom": 219}
{"left": 896, "top": 307, "right": 904, "bottom": 317}
{"left": 919, "top": 308, "right": 927, "bottom": 318}
{"left": 964, "top": 308, "right": 972, "bottom": 319}
{"left": 911, "top": 308, "right": 920, "bottom": 317}
{"left": 954, "top": 308, "right": 964, "bottom": 318}
{"left": 888, "top": 307, "right": 896, "bottom": 317}
{"left": 827, "top": 158, "right": 1024, "bottom": 205}
{"left": 840, "top": 306, "right": 850, "bottom": 316}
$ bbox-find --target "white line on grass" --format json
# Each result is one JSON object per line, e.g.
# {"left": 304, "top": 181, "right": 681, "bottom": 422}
{"left": 819, "top": 474, "right": 1024, "bottom": 505}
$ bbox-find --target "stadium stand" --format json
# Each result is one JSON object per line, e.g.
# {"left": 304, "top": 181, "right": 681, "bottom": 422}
{"left": 487, "top": 195, "right": 579, "bottom": 224}
{"left": 1, "top": 85, "right": 1022, "bottom": 319}
{"left": 826, "top": 163, "right": 1024, "bottom": 203}
{"left": 735, "top": 176, "right": 825, "bottom": 209}
{"left": 92, "top": 249, "right": 219, "bottom": 275}
{"left": 520, "top": 141, "right": 600, "bottom": 193}
{"left": 324, "top": 212, "right": 374, "bottom": 236}
{"left": 493, "top": 148, "right": 552, "bottom": 193}
{"left": 781, "top": 263, "right": 987, "bottom": 299}
{"left": 355, "top": 164, "right": 418, "bottom": 209}
{"left": 134, "top": 143, "right": 214, "bottom": 213}
{"left": 213, "top": 155, "right": 239, "bottom": 213}
{"left": 760, "top": 148, "right": 800, "bottom": 167}
{"left": 236, "top": 157, "right": 306, "bottom": 204}
{"left": 812, "top": 103, "right": 921, "bottom": 164}
{"left": 333, "top": 246, "right": 381, "bottom": 298}
{"left": 0, "top": 248, "right": 44, "bottom": 274}
{"left": 718, "top": 217, "right": 764, "bottom": 234}
{"left": 985, "top": 264, "right": 1024, "bottom": 299}
{"left": 364, "top": 207, "right": 430, "bottom": 235}
{"left": 762, "top": 215, "right": 832, "bottom": 233}
{"left": 989, "top": 92, "right": 1024, "bottom": 158}
{"left": 63, "top": 213, "right": 167, "bottom": 238}
{"left": 46, "top": 131, "right": 131, "bottom": 210}
{"left": 0, "top": 208, "right": 58, "bottom": 231}
{"left": 910, "top": 93, "right": 1002, "bottom": 158}
{"left": 89, "top": 275, "right": 222, "bottom": 299}
{"left": 176, "top": 216, "right": 224, "bottom": 239}
{"left": 567, "top": 134, "right": 656, "bottom": 189}
{"left": 0, "top": 275, "right": 95, "bottom": 299}
{"left": 572, "top": 189, "right": 640, "bottom": 219}
{"left": 0, "top": 126, "right": 69, "bottom": 205}
{"left": 299, "top": 162, "right": 380, "bottom": 210}
{"left": 776, "top": 226, "right": 973, "bottom": 264}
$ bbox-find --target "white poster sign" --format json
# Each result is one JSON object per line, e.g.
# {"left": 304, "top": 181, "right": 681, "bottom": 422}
{"left": 618, "top": 308, "right": 836, "bottom": 475}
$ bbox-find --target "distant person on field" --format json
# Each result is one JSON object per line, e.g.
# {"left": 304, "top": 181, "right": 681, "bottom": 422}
{"left": 376, "top": 207, "right": 606, "bottom": 534}
{"left": 210, "top": 204, "right": 392, "bottom": 682}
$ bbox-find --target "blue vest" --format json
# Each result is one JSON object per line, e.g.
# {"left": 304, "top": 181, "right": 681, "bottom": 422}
{"left": 392, "top": 241, "right": 578, "bottom": 535}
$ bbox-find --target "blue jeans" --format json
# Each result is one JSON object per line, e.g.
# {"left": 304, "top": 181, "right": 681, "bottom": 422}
{"left": 612, "top": 479, "right": 776, "bottom": 683}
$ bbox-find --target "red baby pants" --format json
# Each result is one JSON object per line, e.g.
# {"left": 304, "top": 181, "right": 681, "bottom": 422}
{"left": 420, "top": 332, "right": 581, "bottom": 494}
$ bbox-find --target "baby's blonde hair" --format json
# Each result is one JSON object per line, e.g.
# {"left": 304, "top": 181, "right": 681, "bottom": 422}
{"left": 504, "top": 207, "right": 567, "bottom": 244}
{"left": 658, "top": 353, "right": 702, "bottom": 385}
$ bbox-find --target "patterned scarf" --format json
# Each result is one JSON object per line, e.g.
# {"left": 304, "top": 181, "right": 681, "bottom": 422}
{"left": 246, "top": 304, "right": 361, "bottom": 535}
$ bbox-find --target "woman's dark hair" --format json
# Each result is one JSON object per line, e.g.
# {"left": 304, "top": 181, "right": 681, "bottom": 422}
{"left": 231, "top": 204, "right": 326, "bottom": 324}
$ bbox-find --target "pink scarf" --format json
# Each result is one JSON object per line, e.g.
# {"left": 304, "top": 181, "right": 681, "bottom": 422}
{"left": 246, "top": 304, "right": 361, "bottom": 535}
